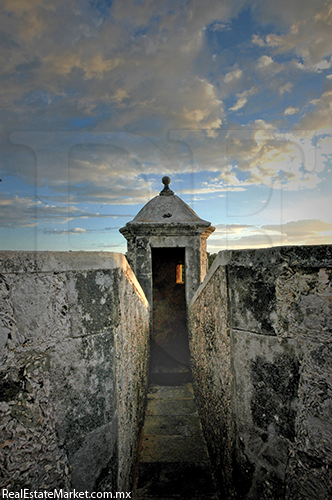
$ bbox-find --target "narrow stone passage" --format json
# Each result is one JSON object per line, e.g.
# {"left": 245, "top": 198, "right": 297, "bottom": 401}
{"left": 133, "top": 345, "right": 218, "bottom": 500}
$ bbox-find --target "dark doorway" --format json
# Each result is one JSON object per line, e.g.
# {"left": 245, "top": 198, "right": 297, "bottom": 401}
{"left": 150, "top": 248, "right": 191, "bottom": 384}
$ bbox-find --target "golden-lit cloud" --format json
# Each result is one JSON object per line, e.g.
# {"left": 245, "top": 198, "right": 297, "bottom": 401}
{"left": 285, "top": 106, "right": 299, "bottom": 115}
{"left": 296, "top": 89, "right": 332, "bottom": 133}
{"left": 224, "top": 69, "right": 243, "bottom": 83}
{"left": 253, "top": 1, "right": 332, "bottom": 70}
{"left": 229, "top": 87, "right": 258, "bottom": 112}
{"left": 44, "top": 52, "right": 82, "bottom": 75}
{"left": 112, "top": 89, "right": 129, "bottom": 103}
{"left": 222, "top": 125, "right": 321, "bottom": 190}
{"left": 208, "top": 219, "right": 332, "bottom": 251}
{"left": 82, "top": 54, "right": 125, "bottom": 79}
{"left": 263, "top": 219, "right": 332, "bottom": 238}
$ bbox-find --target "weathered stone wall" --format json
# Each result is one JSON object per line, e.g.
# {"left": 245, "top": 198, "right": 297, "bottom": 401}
{"left": 126, "top": 232, "right": 200, "bottom": 307}
{"left": 0, "top": 252, "right": 150, "bottom": 493}
{"left": 189, "top": 245, "right": 332, "bottom": 500}
{"left": 189, "top": 254, "right": 235, "bottom": 497}
{"left": 125, "top": 229, "right": 209, "bottom": 307}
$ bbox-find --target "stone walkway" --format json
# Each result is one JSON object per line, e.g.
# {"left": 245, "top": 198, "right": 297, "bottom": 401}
{"left": 133, "top": 343, "right": 218, "bottom": 500}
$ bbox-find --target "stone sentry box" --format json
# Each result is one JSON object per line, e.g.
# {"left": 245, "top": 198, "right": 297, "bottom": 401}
{"left": 120, "top": 177, "right": 215, "bottom": 306}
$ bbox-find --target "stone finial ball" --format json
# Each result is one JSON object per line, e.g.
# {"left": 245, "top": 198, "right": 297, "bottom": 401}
{"left": 162, "top": 176, "right": 171, "bottom": 186}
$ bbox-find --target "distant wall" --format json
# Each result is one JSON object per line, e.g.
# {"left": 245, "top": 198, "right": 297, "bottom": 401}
{"left": 189, "top": 245, "right": 332, "bottom": 500}
{"left": 0, "top": 252, "right": 150, "bottom": 493}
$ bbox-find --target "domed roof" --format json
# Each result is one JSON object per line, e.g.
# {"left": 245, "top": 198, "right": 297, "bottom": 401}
{"left": 130, "top": 194, "right": 211, "bottom": 225}
{"left": 126, "top": 177, "right": 211, "bottom": 227}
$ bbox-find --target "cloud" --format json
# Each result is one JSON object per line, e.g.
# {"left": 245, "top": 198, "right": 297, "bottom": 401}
{"left": 3, "top": 0, "right": 50, "bottom": 40}
{"left": 210, "top": 22, "right": 230, "bottom": 32}
{"left": 42, "top": 227, "right": 88, "bottom": 235}
{"left": 222, "top": 125, "right": 322, "bottom": 190}
{"left": 0, "top": 193, "right": 132, "bottom": 229}
{"left": 256, "top": 56, "right": 285, "bottom": 77}
{"left": 111, "top": 89, "right": 129, "bottom": 103}
{"left": 1, "top": 0, "right": 228, "bottom": 135}
{"left": 213, "top": 223, "right": 255, "bottom": 233}
{"left": 229, "top": 86, "right": 258, "bottom": 112}
{"left": 207, "top": 218, "right": 332, "bottom": 251}
{"left": 279, "top": 82, "right": 293, "bottom": 95}
{"left": 179, "top": 185, "right": 245, "bottom": 197}
{"left": 207, "top": 222, "right": 280, "bottom": 250}
{"left": 208, "top": 233, "right": 277, "bottom": 251}
{"left": 43, "top": 52, "right": 82, "bottom": 75}
{"left": 152, "top": 124, "right": 326, "bottom": 192}
{"left": 3, "top": 133, "right": 161, "bottom": 203}
{"left": 295, "top": 89, "right": 332, "bottom": 134}
{"left": 252, "top": 34, "right": 265, "bottom": 47}
{"left": 93, "top": 242, "right": 124, "bottom": 249}
{"left": 0, "top": 194, "right": 80, "bottom": 228}
{"left": 252, "top": 1, "right": 332, "bottom": 71}
{"left": 285, "top": 106, "right": 299, "bottom": 115}
{"left": 295, "top": 57, "right": 332, "bottom": 72}
{"left": 257, "top": 55, "right": 274, "bottom": 68}
{"left": 224, "top": 69, "right": 242, "bottom": 83}
{"left": 262, "top": 219, "right": 332, "bottom": 238}
{"left": 43, "top": 50, "right": 125, "bottom": 80}
{"left": 0, "top": 0, "right": 329, "bottom": 144}
{"left": 317, "top": 135, "right": 332, "bottom": 154}
{"left": 0, "top": 195, "right": 38, "bottom": 228}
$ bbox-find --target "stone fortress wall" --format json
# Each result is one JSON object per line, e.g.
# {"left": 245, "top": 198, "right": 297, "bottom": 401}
{"left": 189, "top": 245, "right": 332, "bottom": 500}
{"left": 0, "top": 252, "right": 150, "bottom": 493}
{"left": 0, "top": 245, "right": 331, "bottom": 499}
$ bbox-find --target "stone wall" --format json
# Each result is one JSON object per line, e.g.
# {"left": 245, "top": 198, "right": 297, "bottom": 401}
{"left": 189, "top": 245, "right": 332, "bottom": 500}
{"left": 126, "top": 230, "right": 206, "bottom": 307}
{"left": 0, "top": 252, "right": 150, "bottom": 493}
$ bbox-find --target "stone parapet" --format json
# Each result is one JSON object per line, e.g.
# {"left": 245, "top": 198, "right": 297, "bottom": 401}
{"left": 189, "top": 245, "right": 332, "bottom": 500}
{"left": 0, "top": 251, "right": 150, "bottom": 493}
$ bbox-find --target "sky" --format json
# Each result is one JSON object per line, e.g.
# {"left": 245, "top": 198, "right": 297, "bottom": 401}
{"left": 0, "top": 0, "right": 332, "bottom": 254}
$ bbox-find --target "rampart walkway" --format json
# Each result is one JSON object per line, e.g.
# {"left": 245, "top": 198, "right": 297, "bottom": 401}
{"left": 133, "top": 345, "right": 218, "bottom": 499}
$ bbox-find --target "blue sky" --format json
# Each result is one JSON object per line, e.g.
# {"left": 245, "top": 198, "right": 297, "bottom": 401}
{"left": 1, "top": 0, "right": 332, "bottom": 253}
